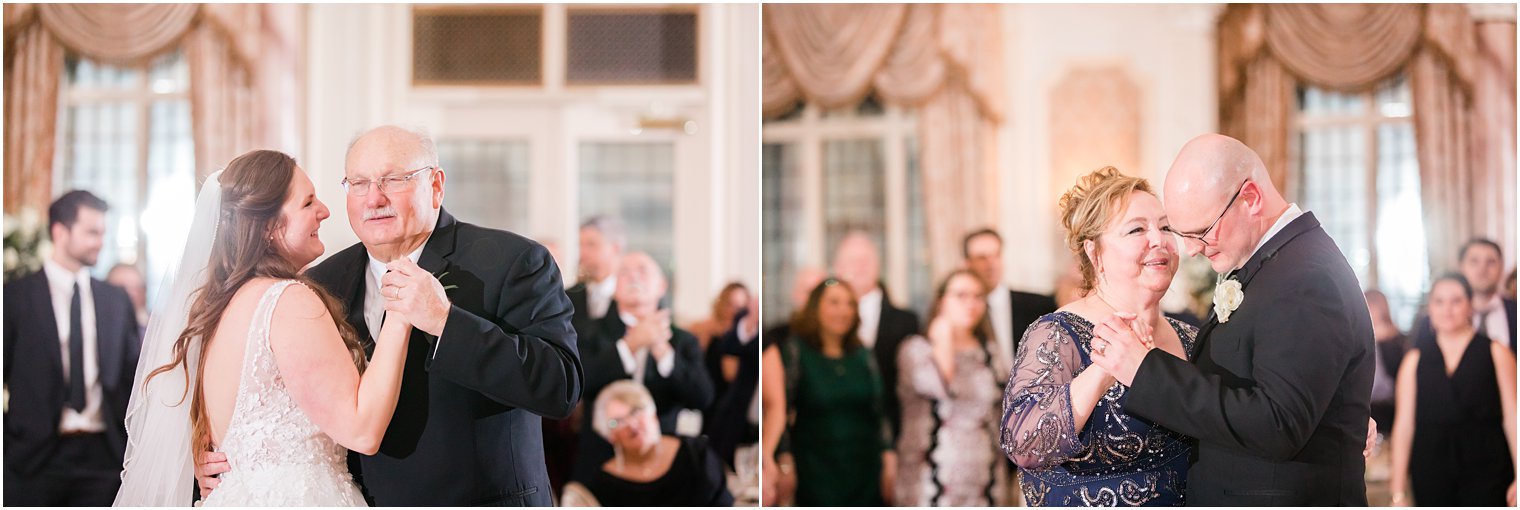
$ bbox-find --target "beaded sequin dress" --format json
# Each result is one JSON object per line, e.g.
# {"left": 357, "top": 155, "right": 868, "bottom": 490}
{"left": 1000, "top": 312, "right": 1198, "bottom": 507}
{"left": 200, "top": 281, "right": 367, "bottom": 506}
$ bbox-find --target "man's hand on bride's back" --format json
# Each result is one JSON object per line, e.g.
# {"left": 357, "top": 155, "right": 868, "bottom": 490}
{"left": 196, "top": 450, "right": 230, "bottom": 499}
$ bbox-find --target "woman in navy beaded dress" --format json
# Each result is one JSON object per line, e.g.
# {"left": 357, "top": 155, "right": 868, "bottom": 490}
{"left": 999, "top": 167, "right": 1197, "bottom": 506}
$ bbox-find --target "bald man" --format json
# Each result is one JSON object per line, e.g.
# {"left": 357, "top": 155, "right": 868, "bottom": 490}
{"left": 195, "top": 125, "right": 583, "bottom": 506}
{"left": 1090, "top": 133, "right": 1374, "bottom": 505}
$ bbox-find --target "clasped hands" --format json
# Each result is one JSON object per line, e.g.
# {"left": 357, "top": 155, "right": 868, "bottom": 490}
{"left": 1088, "top": 312, "right": 1155, "bottom": 387}
{"left": 379, "top": 258, "right": 450, "bottom": 337}
{"left": 624, "top": 309, "right": 673, "bottom": 359}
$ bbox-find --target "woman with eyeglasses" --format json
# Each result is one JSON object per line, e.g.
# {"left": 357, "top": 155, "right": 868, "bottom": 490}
{"left": 1000, "top": 167, "right": 1197, "bottom": 506}
{"left": 567, "top": 380, "right": 734, "bottom": 507}
{"left": 782, "top": 278, "right": 895, "bottom": 506}
{"left": 894, "top": 269, "right": 1009, "bottom": 506}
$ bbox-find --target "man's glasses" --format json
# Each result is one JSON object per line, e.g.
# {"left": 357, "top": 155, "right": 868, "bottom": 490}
{"left": 1168, "top": 179, "right": 1248, "bottom": 247}
{"left": 341, "top": 166, "right": 435, "bottom": 196}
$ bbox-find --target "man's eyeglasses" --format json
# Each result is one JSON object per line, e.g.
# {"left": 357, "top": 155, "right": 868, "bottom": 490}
{"left": 1167, "top": 179, "right": 1248, "bottom": 247}
{"left": 341, "top": 166, "right": 435, "bottom": 196}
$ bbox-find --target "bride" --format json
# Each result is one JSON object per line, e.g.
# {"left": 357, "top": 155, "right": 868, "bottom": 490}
{"left": 114, "top": 150, "right": 412, "bottom": 506}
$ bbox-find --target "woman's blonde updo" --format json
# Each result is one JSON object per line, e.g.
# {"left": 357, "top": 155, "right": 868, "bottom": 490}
{"left": 1057, "top": 166, "right": 1156, "bottom": 295}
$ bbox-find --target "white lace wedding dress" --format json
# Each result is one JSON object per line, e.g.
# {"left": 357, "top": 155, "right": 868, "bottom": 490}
{"left": 200, "top": 280, "right": 367, "bottom": 506}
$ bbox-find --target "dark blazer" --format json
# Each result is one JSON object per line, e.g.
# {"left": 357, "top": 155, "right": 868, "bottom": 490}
{"left": 306, "top": 209, "right": 582, "bottom": 507}
{"left": 868, "top": 286, "right": 921, "bottom": 441}
{"left": 3, "top": 271, "right": 142, "bottom": 476}
{"left": 1125, "top": 213, "right": 1374, "bottom": 506}
{"left": 566, "top": 283, "right": 596, "bottom": 345}
{"left": 1006, "top": 289, "right": 1058, "bottom": 357}
{"left": 571, "top": 312, "right": 714, "bottom": 482}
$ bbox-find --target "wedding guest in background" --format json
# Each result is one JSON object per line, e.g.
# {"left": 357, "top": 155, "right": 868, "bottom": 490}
{"left": 1389, "top": 274, "right": 1516, "bottom": 506}
{"left": 760, "top": 336, "right": 790, "bottom": 506}
{"left": 688, "top": 282, "right": 750, "bottom": 351}
{"left": 569, "top": 216, "right": 627, "bottom": 342}
{"left": 832, "top": 231, "right": 920, "bottom": 441}
{"left": 4, "top": 190, "right": 142, "bottom": 506}
{"left": 569, "top": 380, "right": 733, "bottom": 507}
{"left": 783, "top": 278, "right": 894, "bottom": 506}
{"left": 1365, "top": 289, "right": 1410, "bottom": 436}
{"left": 704, "top": 296, "right": 762, "bottom": 470}
{"left": 574, "top": 251, "right": 714, "bottom": 483}
{"left": 106, "top": 263, "right": 149, "bottom": 333}
{"left": 962, "top": 228, "right": 1057, "bottom": 372}
{"left": 895, "top": 269, "right": 1008, "bottom": 506}
{"left": 1415, "top": 239, "right": 1516, "bottom": 352}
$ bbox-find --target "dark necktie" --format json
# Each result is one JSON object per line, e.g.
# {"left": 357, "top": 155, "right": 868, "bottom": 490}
{"left": 68, "top": 280, "right": 86, "bottom": 412}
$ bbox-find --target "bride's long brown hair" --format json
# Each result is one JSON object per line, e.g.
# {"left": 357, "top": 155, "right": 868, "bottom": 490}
{"left": 145, "top": 149, "right": 367, "bottom": 460}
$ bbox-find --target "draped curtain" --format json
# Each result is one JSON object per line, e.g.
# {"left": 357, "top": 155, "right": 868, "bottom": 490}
{"left": 2, "top": 3, "right": 276, "bottom": 214}
{"left": 764, "top": 4, "right": 1005, "bottom": 280}
{"left": 1218, "top": 3, "right": 1516, "bottom": 275}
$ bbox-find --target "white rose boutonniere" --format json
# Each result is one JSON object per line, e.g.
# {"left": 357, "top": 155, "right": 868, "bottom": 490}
{"left": 1213, "top": 277, "right": 1245, "bottom": 323}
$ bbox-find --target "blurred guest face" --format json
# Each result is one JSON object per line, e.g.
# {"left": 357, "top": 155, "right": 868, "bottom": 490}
{"left": 939, "top": 273, "right": 988, "bottom": 331}
{"left": 344, "top": 130, "right": 443, "bottom": 253}
{"left": 1363, "top": 290, "right": 1391, "bottom": 326}
{"left": 603, "top": 399, "right": 658, "bottom": 452}
{"left": 579, "top": 226, "right": 621, "bottom": 281}
{"left": 832, "top": 234, "right": 881, "bottom": 297}
{"left": 614, "top": 253, "right": 666, "bottom": 312}
{"left": 107, "top": 265, "right": 146, "bottom": 313}
{"left": 275, "top": 166, "right": 331, "bottom": 268}
{"left": 1428, "top": 279, "right": 1474, "bottom": 335}
{"left": 53, "top": 207, "right": 106, "bottom": 268}
{"left": 818, "top": 284, "right": 858, "bottom": 339}
{"left": 720, "top": 287, "right": 750, "bottom": 321}
{"left": 1095, "top": 192, "right": 1178, "bottom": 296}
{"left": 1460, "top": 244, "right": 1503, "bottom": 297}
{"left": 964, "top": 234, "right": 1004, "bottom": 293}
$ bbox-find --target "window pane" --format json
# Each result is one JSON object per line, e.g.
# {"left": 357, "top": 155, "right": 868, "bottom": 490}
{"left": 1374, "top": 122, "right": 1426, "bottom": 329}
{"left": 141, "top": 99, "right": 195, "bottom": 311}
{"left": 822, "top": 139, "right": 886, "bottom": 278}
{"left": 1297, "top": 125, "right": 1370, "bottom": 283}
{"left": 413, "top": 9, "right": 542, "bottom": 84}
{"left": 579, "top": 142, "right": 675, "bottom": 273}
{"left": 904, "top": 135, "right": 930, "bottom": 313}
{"left": 436, "top": 139, "right": 530, "bottom": 234}
{"left": 762, "top": 142, "right": 801, "bottom": 324}
{"left": 566, "top": 11, "right": 697, "bottom": 84}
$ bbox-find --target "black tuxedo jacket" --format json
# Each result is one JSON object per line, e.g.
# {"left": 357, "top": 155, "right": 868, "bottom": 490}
{"left": 307, "top": 209, "right": 582, "bottom": 506}
{"left": 571, "top": 312, "right": 714, "bottom": 482}
{"left": 868, "top": 288, "right": 921, "bottom": 441}
{"left": 1126, "top": 212, "right": 1374, "bottom": 505}
{"left": 566, "top": 283, "right": 596, "bottom": 345}
{"left": 1005, "top": 289, "right": 1057, "bottom": 358}
{"left": 3, "top": 271, "right": 141, "bottom": 476}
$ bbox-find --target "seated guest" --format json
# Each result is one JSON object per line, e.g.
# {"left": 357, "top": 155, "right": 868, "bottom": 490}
{"left": 573, "top": 252, "right": 714, "bottom": 482}
{"left": 1390, "top": 274, "right": 1516, "bottom": 506}
{"left": 1365, "top": 289, "right": 1409, "bottom": 435}
{"left": 576, "top": 380, "right": 734, "bottom": 507}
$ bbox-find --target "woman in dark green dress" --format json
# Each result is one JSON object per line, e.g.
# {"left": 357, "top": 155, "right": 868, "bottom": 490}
{"left": 781, "top": 278, "right": 894, "bottom": 506}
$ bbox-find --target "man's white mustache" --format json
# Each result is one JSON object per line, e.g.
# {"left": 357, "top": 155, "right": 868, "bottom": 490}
{"left": 363, "top": 206, "right": 398, "bottom": 221}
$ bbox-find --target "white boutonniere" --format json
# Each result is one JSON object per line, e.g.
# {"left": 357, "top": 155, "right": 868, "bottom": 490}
{"left": 1213, "top": 277, "right": 1244, "bottom": 323}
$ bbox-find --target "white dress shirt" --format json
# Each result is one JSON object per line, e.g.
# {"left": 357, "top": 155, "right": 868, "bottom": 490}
{"left": 43, "top": 259, "right": 105, "bottom": 434}
{"left": 857, "top": 288, "right": 883, "bottom": 348}
{"left": 366, "top": 243, "right": 431, "bottom": 355}
{"left": 615, "top": 312, "right": 676, "bottom": 382}
{"left": 1473, "top": 294, "right": 1513, "bottom": 349}
{"left": 586, "top": 275, "right": 617, "bottom": 320}
{"left": 987, "top": 284, "right": 1015, "bottom": 369}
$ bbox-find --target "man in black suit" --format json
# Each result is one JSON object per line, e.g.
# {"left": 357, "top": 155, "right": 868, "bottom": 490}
{"left": 572, "top": 251, "right": 713, "bottom": 482}
{"left": 962, "top": 227, "right": 1058, "bottom": 371}
{"left": 1091, "top": 134, "right": 1374, "bottom": 505}
{"left": 4, "top": 190, "right": 142, "bottom": 506}
{"left": 567, "top": 216, "right": 626, "bottom": 342}
{"left": 831, "top": 231, "right": 920, "bottom": 440}
{"left": 198, "top": 126, "right": 582, "bottom": 506}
